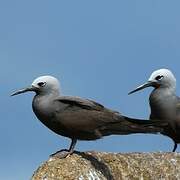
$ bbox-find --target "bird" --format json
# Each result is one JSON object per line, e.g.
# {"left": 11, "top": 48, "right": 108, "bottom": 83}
{"left": 129, "top": 68, "right": 180, "bottom": 152}
{"left": 11, "top": 75, "right": 167, "bottom": 158}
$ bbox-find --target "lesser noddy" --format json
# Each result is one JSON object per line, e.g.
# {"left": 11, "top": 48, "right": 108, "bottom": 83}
{"left": 12, "top": 76, "right": 167, "bottom": 158}
{"left": 129, "top": 68, "right": 180, "bottom": 152}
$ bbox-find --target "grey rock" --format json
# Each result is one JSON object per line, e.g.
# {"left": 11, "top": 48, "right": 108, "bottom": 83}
{"left": 32, "top": 151, "right": 180, "bottom": 180}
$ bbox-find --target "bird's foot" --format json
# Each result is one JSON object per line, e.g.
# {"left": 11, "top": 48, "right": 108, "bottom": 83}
{"left": 50, "top": 149, "right": 73, "bottom": 159}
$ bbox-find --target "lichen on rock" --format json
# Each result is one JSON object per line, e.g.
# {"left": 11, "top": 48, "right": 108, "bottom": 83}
{"left": 32, "top": 151, "right": 180, "bottom": 180}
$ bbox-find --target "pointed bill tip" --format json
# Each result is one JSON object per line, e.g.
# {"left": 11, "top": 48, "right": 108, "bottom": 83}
{"left": 11, "top": 88, "right": 29, "bottom": 96}
{"left": 128, "top": 81, "right": 155, "bottom": 95}
{"left": 11, "top": 91, "right": 20, "bottom": 96}
{"left": 128, "top": 90, "right": 137, "bottom": 95}
{"left": 11, "top": 86, "right": 36, "bottom": 97}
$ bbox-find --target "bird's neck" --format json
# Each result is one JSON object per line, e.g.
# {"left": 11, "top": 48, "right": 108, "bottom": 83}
{"left": 32, "top": 93, "right": 59, "bottom": 119}
{"left": 151, "top": 87, "right": 176, "bottom": 98}
{"left": 149, "top": 87, "right": 176, "bottom": 120}
{"left": 37, "top": 89, "right": 60, "bottom": 97}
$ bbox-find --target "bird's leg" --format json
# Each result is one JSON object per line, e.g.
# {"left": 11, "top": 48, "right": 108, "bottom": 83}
{"left": 172, "top": 141, "right": 177, "bottom": 152}
{"left": 68, "top": 138, "right": 77, "bottom": 154}
{"left": 50, "top": 139, "right": 77, "bottom": 158}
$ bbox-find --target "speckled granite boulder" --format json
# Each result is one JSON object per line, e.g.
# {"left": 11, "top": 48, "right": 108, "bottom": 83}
{"left": 32, "top": 151, "right": 180, "bottom": 180}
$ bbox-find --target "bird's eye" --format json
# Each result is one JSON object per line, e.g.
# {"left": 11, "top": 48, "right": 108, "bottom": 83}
{"left": 155, "top": 75, "right": 164, "bottom": 81}
{"left": 37, "top": 82, "right": 46, "bottom": 87}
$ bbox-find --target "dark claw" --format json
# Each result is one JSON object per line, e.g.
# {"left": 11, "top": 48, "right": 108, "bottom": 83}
{"left": 50, "top": 149, "right": 74, "bottom": 158}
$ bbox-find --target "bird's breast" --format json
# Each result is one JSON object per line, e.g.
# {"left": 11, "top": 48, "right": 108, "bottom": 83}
{"left": 149, "top": 90, "right": 176, "bottom": 120}
{"left": 32, "top": 96, "right": 72, "bottom": 137}
{"left": 32, "top": 96, "right": 55, "bottom": 122}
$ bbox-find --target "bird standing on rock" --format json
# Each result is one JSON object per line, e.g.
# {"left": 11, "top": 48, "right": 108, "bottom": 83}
{"left": 12, "top": 75, "right": 167, "bottom": 158}
{"left": 129, "top": 68, "right": 180, "bottom": 152}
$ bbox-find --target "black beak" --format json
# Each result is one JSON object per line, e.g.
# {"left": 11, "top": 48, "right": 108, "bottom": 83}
{"left": 128, "top": 81, "right": 156, "bottom": 95}
{"left": 11, "top": 86, "right": 38, "bottom": 96}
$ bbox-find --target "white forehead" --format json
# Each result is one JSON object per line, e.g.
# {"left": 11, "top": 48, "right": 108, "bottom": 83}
{"left": 32, "top": 75, "right": 60, "bottom": 86}
{"left": 149, "top": 69, "right": 175, "bottom": 80}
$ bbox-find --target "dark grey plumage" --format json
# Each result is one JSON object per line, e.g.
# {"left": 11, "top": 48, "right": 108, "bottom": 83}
{"left": 129, "top": 68, "right": 180, "bottom": 152}
{"left": 12, "top": 75, "right": 166, "bottom": 158}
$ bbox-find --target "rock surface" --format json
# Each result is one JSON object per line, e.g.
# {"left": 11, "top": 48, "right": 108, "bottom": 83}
{"left": 32, "top": 151, "right": 180, "bottom": 180}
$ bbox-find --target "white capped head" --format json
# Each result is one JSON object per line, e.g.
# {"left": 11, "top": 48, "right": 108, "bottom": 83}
{"left": 148, "top": 69, "right": 176, "bottom": 89}
{"left": 11, "top": 75, "right": 61, "bottom": 97}
{"left": 129, "top": 68, "right": 176, "bottom": 95}
{"left": 32, "top": 75, "right": 61, "bottom": 95}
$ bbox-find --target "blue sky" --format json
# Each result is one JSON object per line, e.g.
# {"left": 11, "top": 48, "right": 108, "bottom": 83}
{"left": 1, "top": 0, "right": 180, "bottom": 179}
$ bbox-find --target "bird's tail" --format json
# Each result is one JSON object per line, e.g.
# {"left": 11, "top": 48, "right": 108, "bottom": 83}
{"left": 100, "top": 116, "right": 167, "bottom": 136}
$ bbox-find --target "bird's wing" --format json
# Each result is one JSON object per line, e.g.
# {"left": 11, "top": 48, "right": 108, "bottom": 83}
{"left": 54, "top": 95, "right": 121, "bottom": 124}
{"left": 54, "top": 96, "right": 106, "bottom": 111}
{"left": 52, "top": 96, "right": 122, "bottom": 139}
{"left": 52, "top": 96, "right": 164, "bottom": 139}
